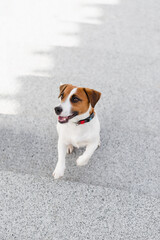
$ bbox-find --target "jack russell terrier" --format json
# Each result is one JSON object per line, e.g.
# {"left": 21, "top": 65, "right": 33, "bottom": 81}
{"left": 53, "top": 84, "right": 101, "bottom": 179}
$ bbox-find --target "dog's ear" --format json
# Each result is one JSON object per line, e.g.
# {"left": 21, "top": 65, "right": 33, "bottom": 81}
{"left": 58, "top": 84, "right": 68, "bottom": 98}
{"left": 83, "top": 88, "right": 101, "bottom": 108}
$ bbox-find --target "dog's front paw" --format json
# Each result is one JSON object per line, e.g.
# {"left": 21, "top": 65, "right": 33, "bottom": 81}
{"left": 53, "top": 166, "right": 65, "bottom": 179}
{"left": 76, "top": 156, "right": 89, "bottom": 166}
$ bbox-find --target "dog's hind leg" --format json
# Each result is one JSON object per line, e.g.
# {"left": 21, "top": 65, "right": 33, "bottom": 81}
{"left": 67, "top": 144, "right": 73, "bottom": 154}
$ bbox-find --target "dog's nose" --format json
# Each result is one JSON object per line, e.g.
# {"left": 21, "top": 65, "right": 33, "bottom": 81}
{"left": 54, "top": 106, "right": 63, "bottom": 115}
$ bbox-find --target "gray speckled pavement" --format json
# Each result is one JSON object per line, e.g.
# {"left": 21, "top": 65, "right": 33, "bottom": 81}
{"left": 1, "top": 0, "right": 160, "bottom": 239}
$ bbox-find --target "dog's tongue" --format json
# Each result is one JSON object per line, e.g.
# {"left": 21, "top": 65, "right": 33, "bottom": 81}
{"left": 58, "top": 116, "right": 68, "bottom": 123}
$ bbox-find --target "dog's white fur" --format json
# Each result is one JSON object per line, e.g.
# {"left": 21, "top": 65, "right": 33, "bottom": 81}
{"left": 53, "top": 87, "right": 100, "bottom": 179}
{"left": 60, "top": 88, "right": 77, "bottom": 117}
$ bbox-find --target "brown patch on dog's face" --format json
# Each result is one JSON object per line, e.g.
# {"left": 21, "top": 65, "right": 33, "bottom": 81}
{"left": 70, "top": 87, "right": 90, "bottom": 115}
{"left": 58, "top": 84, "right": 75, "bottom": 101}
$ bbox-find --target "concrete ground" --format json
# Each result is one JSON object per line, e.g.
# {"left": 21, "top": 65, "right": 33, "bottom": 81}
{"left": 0, "top": 0, "right": 160, "bottom": 239}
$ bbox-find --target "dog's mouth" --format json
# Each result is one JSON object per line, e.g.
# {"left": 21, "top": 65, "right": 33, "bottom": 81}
{"left": 58, "top": 112, "right": 78, "bottom": 124}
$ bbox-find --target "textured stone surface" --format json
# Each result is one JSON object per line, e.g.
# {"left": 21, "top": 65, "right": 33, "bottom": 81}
{"left": 0, "top": 171, "right": 160, "bottom": 240}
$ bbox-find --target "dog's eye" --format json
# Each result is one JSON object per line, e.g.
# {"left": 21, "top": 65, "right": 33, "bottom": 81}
{"left": 71, "top": 96, "right": 80, "bottom": 103}
{"left": 60, "top": 93, "right": 64, "bottom": 99}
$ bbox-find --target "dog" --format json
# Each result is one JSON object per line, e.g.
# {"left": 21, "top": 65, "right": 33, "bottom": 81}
{"left": 53, "top": 84, "right": 101, "bottom": 179}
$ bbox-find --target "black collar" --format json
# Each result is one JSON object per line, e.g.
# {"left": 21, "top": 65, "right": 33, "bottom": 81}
{"left": 76, "top": 112, "right": 95, "bottom": 125}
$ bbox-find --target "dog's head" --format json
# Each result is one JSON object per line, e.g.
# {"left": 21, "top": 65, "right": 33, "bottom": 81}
{"left": 54, "top": 84, "right": 101, "bottom": 124}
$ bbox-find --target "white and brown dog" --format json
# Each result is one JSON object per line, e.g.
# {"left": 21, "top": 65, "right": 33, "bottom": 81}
{"left": 53, "top": 84, "right": 101, "bottom": 179}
